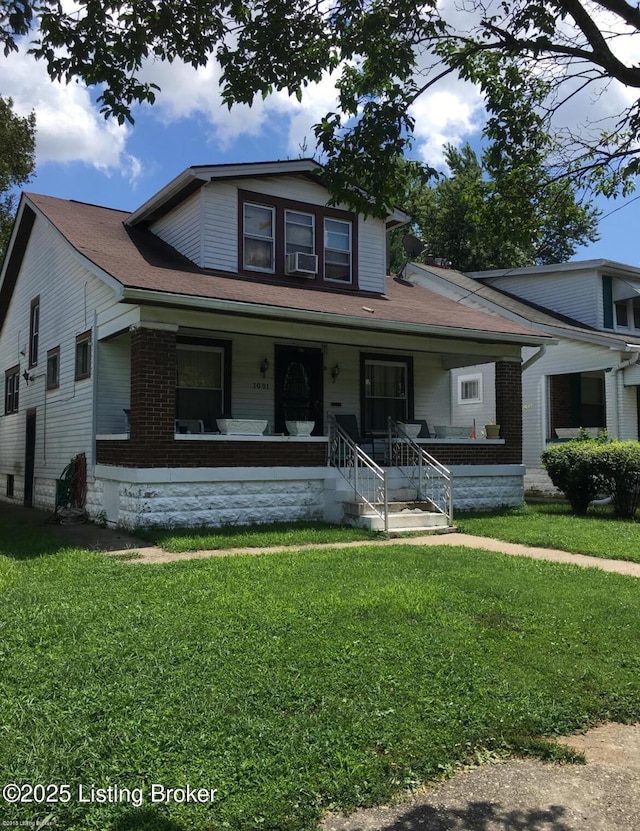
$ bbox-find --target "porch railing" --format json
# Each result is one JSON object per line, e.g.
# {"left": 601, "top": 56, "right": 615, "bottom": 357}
{"left": 388, "top": 419, "right": 453, "bottom": 524}
{"left": 327, "top": 413, "right": 389, "bottom": 532}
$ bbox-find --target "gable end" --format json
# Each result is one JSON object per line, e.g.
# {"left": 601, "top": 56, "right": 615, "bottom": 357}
{"left": 0, "top": 204, "right": 36, "bottom": 332}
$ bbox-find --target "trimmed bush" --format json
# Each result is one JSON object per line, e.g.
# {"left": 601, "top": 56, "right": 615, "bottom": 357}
{"left": 541, "top": 441, "right": 603, "bottom": 515}
{"left": 595, "top": 442, "right": 640, "bottom": 519}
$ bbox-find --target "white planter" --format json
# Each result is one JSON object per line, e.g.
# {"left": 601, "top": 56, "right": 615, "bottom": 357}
{"left": 217, "top": 418, "right": 268, "bottom": 435}
{"left": 285, "top": 420, "right": 315, "bottom": 436}
{"left": 398, "top": 422, "right": 421, "bottom": 438}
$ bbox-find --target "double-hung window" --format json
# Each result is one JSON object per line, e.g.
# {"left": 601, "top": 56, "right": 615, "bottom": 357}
{"left": 324, "top": 218, "right": 352, "bottom": 283}
{"left": 4, "top": 366, "right": 19, "bottom": 414}
{"left": 285, "top": 210, "right": 315, "bottom": 256}
{"left": 243, "top": 203, "right": 275, "bottom": 272}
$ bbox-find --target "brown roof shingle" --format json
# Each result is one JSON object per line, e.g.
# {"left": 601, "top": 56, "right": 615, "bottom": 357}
{"left": 26, "top": 192, "right": 549, "bottom": 343}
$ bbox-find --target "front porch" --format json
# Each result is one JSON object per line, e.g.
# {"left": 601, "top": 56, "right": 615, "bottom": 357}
{"left": 92, "top": 313, "right": 526, "bottom": 527}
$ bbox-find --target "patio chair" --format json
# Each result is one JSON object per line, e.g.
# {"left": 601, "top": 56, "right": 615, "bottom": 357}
{"left": 333, "top": 414, "right": 376, "bottom": 457}
{"left": 175, "top": 419, "right": 205, "bottom": 434}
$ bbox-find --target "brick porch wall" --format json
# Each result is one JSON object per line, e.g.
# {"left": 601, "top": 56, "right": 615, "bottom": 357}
{"left": 96, "top": 439, "right": 327, "bottom": 468}
{"left": 495, "top": 359, "right": 523, "bottom": 465}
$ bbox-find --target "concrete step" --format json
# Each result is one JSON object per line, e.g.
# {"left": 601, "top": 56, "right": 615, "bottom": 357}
{"left": 343, "top": 500, "right": 448, "bottom": 532}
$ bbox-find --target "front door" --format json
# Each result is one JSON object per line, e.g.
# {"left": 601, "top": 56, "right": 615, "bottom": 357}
{"left": 274, "top": 346, "right": 324, "bottom": 435}
{"left": 24, "top": 409, "right": 36, "bottom": 507}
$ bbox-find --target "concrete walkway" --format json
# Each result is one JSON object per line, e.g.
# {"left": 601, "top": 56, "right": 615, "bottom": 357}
{"left": 106, "top": 531, "right": 640, "bottom": 576}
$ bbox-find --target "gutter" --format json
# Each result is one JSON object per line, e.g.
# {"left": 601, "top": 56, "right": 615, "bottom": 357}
{"left": 121, "top": 287, "right": 553, "bottom": 348}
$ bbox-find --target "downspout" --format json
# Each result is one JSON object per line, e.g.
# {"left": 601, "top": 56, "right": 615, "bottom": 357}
{"left": 521, "top": 345, "right": 547, "bottom": 372}
{"left": 611, "top": 351, "right": 639, "bottom": 439}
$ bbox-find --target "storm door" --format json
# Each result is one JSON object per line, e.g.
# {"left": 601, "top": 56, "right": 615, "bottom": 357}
{"left": 274, "top": 345, "right": 324, "bottom": 435}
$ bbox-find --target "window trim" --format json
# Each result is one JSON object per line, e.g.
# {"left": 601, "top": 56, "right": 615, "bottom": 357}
{"left": 74, "top": 330, "right": 92, "bottom": 381}
{"left": 29, "top": 295, "right": 40, "bottom": 368}
{"left": 46, "top": 346, "right": 60, "bottom": 391}
{"left": 457, "top": 373, "right": 483, "bottom": 405}
{"left": 238, "top": 189, "right": 358, "bottom": 288}
{"left": 4, "top": 365, "right": 19, "bottom": 415}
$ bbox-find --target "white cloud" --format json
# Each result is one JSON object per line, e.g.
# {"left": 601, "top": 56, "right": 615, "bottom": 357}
{"left": 2, "top": 48, "right": 142, "bottom": 181}
{"left": 410, "top": 85, "right": 485, "bottom": 169}
{"left": 139, "top": 56, "right": 341, "bottom": 157}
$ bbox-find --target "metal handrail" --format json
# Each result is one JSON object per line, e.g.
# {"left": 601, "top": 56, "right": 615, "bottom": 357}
{"left": 387, "top": 419, "right": 453, "bottom": 524}
{"left": 327, "top": 413, "right": 389, "bottom": 532}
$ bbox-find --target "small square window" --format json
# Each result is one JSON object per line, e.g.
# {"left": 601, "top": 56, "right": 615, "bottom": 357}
{"left": 47, "top": 346, "right": 60, "bottom": 390}
{"left": 458, "top": 374, "right": 483, "bottom": 405}
{"left": 75, "top": 331, "right": 91, "bottom": 381}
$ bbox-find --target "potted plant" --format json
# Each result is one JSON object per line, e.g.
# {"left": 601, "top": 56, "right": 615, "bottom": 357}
{"left": 484, "top": 422, "right": 501, "bottom": 439}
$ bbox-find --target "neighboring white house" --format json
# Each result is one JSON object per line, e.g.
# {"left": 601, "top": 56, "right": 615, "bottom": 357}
{"left": 407, "top": 259, "right": 640, "bottom": 493}
{"left": 0, "top": 160, "right": 552, "bottom": 528}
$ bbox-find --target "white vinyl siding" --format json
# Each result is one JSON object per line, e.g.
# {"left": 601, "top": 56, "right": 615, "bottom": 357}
{"left": 151, "top": 190, "right": 203, "bottom": 266}
{"left": 96, "top": 333, "right": 131, "bottom": 434}
{"left": 0, "top": 215, "right": 116, "bottom": 506}
{"left": 196, "top": 176, "right": 388, "bottom": 292}
{"left": 487, "top": 271, "right": 601, "bottom": 328}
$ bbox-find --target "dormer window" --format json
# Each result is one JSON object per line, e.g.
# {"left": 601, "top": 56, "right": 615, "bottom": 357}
{"left": 239, "top": 190, "right": 357, "bottom": 288}
{"left": 324, "top": 219, "right": 352, "bottom": 283}
{"left": 243, "top": 203, "right": 275, "bottom": 272}
{"left": 285, "top": 210, "right": 315, "bottom": 257}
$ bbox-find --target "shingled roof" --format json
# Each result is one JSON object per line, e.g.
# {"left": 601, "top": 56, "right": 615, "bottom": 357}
{"left": 5, "top": 192, "right": 551, "bottom": 346}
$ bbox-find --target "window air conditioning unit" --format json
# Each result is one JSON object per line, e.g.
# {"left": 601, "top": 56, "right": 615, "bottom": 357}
{"left": 286, "top": 252, "right": 318, "bottom": 277}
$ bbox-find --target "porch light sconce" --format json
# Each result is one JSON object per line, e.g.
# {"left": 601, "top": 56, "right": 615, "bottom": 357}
{"left": 22, "top": 370, "right": 33, "bottom": 384}
{"left": 259, "top": 357, "right": 270, "bottom": 378}
{"left": 331, "top": 363, "right": 340, "bottom": 383}
{"left": 20, "top": 347, "right": 26, "bottom": 357}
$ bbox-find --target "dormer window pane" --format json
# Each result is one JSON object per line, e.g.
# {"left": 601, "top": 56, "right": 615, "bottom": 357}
{"left": 244, "top": 203, "right": 274, "bottom": 271}
{"left": 324, "top": 219, "right": 352, "bottom": 283}
{"left": 285, "top": 211, "right": 314, "bottom": 255}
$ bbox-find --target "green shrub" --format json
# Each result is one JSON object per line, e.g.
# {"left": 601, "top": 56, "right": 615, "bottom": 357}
{"left": 594, "top": 442, "right": 640, "bottom": 519}
{"left": 541, "top": 441, "right": 603, "bottom": 515}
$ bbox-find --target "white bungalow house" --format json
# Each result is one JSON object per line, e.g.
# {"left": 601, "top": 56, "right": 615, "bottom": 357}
{"left": 0, "top": 160, "right": 552, "bottom": 529}
{"left": 407, "top": 259, "right": 640, "bottom": 494}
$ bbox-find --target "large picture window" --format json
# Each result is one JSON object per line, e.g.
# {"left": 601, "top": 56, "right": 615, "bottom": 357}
{"left": 176, "top": 340, "right": 230, "bottom": 432}
{"left": 361, "top": 355, "right": 413, "bottom": 433}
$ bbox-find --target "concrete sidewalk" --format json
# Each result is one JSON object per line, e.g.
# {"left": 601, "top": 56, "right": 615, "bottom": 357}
{"left": 105, "top": 531, "right": 640, "bottom": 576}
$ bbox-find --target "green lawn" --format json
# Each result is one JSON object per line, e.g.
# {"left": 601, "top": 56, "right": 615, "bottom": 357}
{"left": 457, "top": 503, "right": 640, "bottom": 563}
{"left": 1, "top": 519, "right": 640, "bottom": 830}
{"left": 136, "top": 521, "right": 383, "bottom": 553}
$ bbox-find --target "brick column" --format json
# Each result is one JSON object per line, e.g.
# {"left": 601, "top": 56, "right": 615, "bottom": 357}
{"left": 495, "top": 359, "right": 522, "bottom": 464}
{"left": 130, "top": 327, "right": 176, "bottom": 444}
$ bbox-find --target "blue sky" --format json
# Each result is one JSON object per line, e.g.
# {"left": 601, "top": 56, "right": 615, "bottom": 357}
{"left": 4, "top": 44, "right": 640, "bottom": 267}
